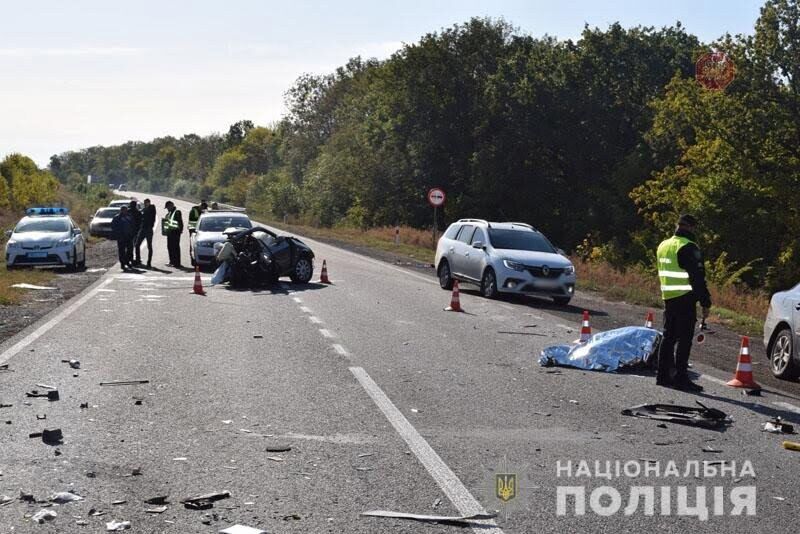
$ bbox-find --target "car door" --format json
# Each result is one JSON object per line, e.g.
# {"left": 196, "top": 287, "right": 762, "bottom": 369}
{"left": 451, "top": 225, "right": 476, "bottom": 280}
{"left": 462, "top": 227, "right": 488, "bottom": 281}
{"left": 790, "top": 285, "right": 800, "bottom": 356}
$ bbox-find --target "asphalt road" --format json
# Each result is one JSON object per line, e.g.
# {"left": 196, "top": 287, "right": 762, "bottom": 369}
{"left": 1, "top": 192, "right": 798, "bottom": 533}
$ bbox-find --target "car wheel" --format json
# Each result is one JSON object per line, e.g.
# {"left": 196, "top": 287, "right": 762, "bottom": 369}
{"left": 290, "top": 257, "right": 313, "bottom": 284}
{"left": 481, "top": 268, "right": 498, "bottom": 299}
{"left": 66, "top": 247, "right": 78, "bottom": 272}
{"left": 770, "top": 327, "right": 800, "bottom": 379}
{"left": 78, "top": 247, "right": 86, "bottom": 270}
{"left": 552, "top": 296, "right": 572, "bottom": 306}
{"left": 438, "top": 260, "right": 454, "bottom": 290}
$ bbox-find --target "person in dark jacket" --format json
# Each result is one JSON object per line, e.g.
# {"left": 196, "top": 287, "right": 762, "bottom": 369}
{"left": 136, "top": 198, "right": 156, "bottom": 268}
{"left": 162, "top": 201, "right": 184, "bottom": 268}
{"left": 111, "top": 206, "right": 134, "bottom": 270}
{"left": 655, "top": 214, "right": 712, "bottom": 392}
{"left": 128, "top": 200, "right": 143, "bottom": 266}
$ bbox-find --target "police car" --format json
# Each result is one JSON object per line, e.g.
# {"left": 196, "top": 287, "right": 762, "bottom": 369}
{"left": 4, "top": 207, "right": 86, "bottom": 270}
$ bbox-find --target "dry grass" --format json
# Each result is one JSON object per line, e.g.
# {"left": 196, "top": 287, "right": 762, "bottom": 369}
{"left": 0, "top": 266, "right": 55, "bottom": 305}
{"left": 574, "top": 258, "right": 769, "bottom": 336}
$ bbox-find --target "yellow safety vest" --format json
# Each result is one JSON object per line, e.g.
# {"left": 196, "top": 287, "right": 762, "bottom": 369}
{"left": 656, "top": 235, "right": 694, "bottom": 300}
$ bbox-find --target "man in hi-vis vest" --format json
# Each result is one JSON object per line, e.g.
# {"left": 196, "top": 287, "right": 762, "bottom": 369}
{"left": 162, "top": 200, "right": 184, "bottom": 268}
{"left": 656, "top": 214, "right": 712, "bottom": 392}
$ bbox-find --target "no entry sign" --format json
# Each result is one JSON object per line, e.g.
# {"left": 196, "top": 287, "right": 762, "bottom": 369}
{"left": 427, "top": 188, "right": 446, "bottom": 208}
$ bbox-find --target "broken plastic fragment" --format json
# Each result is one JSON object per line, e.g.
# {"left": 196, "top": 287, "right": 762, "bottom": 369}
{"left": 361, "top": 510, "right": 497, "bottom": 524}
{"left": 51, "top": 491, "right": 83, "bottom": 503}
{"left": 32, "top": 509, "right": 57, "bottom": 523}
{"left": 219, "top": 525, "right": 268, "bottom": 534}
{"left": 106, "top": 520, "right": 131, "bottom": 531}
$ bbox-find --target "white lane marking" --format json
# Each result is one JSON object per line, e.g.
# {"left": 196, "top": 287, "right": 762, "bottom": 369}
{"left": 293, "top": 297, "right": 302, "bottom": 303}
{"left": 97, "top": 288, "right": 117, "bottom": 292}
{"left": 299, "top": 306, "right": 313, "bottom": 314}
{"left": 350, "top": 366, "right": 503, "bottom": 534}
{"left": 319, "top": 329, "right": 335, "bottom": 339}
{"left": 0, "top": 278, "right": 113, "bottom": 366}
{"left": 309, "top": 316, "right": 323, "bottom": 324}
{"left": 773, "top": 401, "right": 800, "bottom": 415}
{"left": 115, "top": 275, "right": 211, "bottom": 282}
{"left": 332, "top": 344, "right": 349, "bottom": 356}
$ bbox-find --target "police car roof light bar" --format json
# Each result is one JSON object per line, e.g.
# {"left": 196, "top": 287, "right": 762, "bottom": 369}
{"left": 26, "top": 207, "right": 69, "bottom": 216}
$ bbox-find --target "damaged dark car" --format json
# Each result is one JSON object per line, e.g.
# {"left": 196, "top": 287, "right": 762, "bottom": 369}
{"left": 213, "top": 226, "right": 315, "bottom": 288}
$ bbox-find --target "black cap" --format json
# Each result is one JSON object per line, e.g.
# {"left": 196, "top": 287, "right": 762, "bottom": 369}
{"left": 164, "top": 201, "right": 173, "bottom": 208}
{"left": 678, "top": 214, "right": 698, "bottom": 227}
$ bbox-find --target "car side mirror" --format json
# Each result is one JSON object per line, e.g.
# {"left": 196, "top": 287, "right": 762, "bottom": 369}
{"left": 73, "top": 228, "right": 82, "bottom": 235}
{"left": 472, "top": 241, "right": 484, "bottom": 249}
{"left": 557, "top": 248, "right": 566, "bottom": 256}
{"left": 4, "top": 230, "right": 11, "bottom": 238}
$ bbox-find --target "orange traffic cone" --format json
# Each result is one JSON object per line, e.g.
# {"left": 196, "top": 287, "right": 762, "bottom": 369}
{"left": 319, "top": 260, "right": 331, "bottom": 284}
{"left": 444, "top": 280, "right": 464, "bottom": 312}
{"left": 192, "top": 265, "right": 206, "bottom": 296}
{"left": 579, "top": 310, "right": 592, "bottom": 342}
{"left": 727, "top": 337, "right": 760, "bottom": 389}
{"left": 644, "top": 311, "right": 654, "bottom": 329}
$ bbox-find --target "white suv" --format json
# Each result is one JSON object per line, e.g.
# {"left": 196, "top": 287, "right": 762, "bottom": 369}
{"left": 434, "top": 219, "right": 576, "bottom": 305}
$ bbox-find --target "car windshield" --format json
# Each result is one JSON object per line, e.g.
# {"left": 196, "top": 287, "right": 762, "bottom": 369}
{"left": 15, "top": 219, "right": 70, "bottom": 233}
{"left": 96, "top": 208, "right": 120, "bottom": 218}
{"left": 488, "top": 228, "right": 555, "bottom": 253}
{"left": 199, "top": 216, "right": 252, "bottom": 232}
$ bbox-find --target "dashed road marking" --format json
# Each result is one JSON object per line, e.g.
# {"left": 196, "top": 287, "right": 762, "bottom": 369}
{"left": 309, "top": 316, "right": 323, "bottom": 324}
{"left": 350, "top": 366, "right": 503, "bottom": 534}
{"left": 293, "top": 297, "right": 302, "bottom": 303}
{"left": 300, "top": 306, "right": 313, "bottom": 314}
{"left": 332, "top": 344, "right": 349, "bottom": 356}
{"left": 319, "top": 329, "right": 335, "bottom": 339}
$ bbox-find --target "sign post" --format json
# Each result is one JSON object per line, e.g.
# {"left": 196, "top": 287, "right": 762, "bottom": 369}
{"left": 427, "top": 187, "right": 446, "bottom": 246}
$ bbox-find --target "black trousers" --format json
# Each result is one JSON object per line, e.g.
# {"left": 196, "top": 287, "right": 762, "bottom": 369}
{"left": 117, "top": 239, "right": 131, "bottom": 267}
{"left": 657, "top": 293, "right": 697, "bottom": 384}
{"left": 167, "top": 233, "right": 181, "bottom": 267}
{"left": 136, "top": 229, "right": 153, "bottom": 265}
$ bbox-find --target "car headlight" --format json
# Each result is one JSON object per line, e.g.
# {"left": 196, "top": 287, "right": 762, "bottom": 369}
{"left": 6, "top": 240, "right": 20, "bottom": 249}
{"left": 564, "top": 265, "right": 575, "bottom": 275}
{"left": 503, "top": 259, "right": 526, "bottom": 271}
{"left": 58, "top": 238, "right": 73, "bottom": 246}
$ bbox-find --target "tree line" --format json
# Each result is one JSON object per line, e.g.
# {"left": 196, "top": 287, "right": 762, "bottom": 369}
{"left": 48, "top": 0, "right": 800, "bottom": 291}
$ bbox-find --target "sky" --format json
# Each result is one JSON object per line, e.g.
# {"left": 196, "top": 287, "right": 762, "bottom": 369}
{"left": 0, "top": 0, "right": 763, "bottom": 167}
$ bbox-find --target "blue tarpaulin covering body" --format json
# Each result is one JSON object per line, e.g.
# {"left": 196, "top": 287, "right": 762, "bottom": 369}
{"left": 539, "top": 326, "right": 661, "bottom": 372}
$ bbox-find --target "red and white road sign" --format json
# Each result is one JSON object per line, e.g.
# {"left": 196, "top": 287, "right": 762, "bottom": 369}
{"left": 427, "top": 188, "right": 446, "bottom": 208}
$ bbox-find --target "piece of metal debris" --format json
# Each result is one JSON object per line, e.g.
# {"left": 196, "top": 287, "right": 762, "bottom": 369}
{"left": 145, "top": 506, "right": 168, "bottom": 514}
{"left": 99, "top": 380, "right": 150, "bottom": 386}
{"left": 621, "top": 401, "right": 731, "bottom": 429}
{"left": 26, "top": 390, "right": 59, "bottom": 401}
{"left": 265, "top": 444, "right": 292, "bottom": 453}
{"left": 361, "top": 510, "right": 497, "bottom": 524}
{"left": 144, "top": 496, "right": 169, "bottom": 505}
{"left": 111, "top": 500, "right": 127, "bottom": 505}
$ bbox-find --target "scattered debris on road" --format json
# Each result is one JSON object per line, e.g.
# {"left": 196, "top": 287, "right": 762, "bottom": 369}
{"left": 105, "top": 520, "right": 131, "bottom": 531}
{"left": 621, "top": 402, "right": 731, "bottom": 429}
{"left": 100, "top": 380, "right": 150, "bottom": 386}
{"left": 265, "top": 443, "right": 292, "bottom": 452}
{"left": 540, "top": 326, "right": 659, "bottom": 372}
{"left": 31, "top": 509, "right": 57, "bottom": 524}
{"left": 26, "top": 390, "right": 59, "bottom": 401}
{"left": 219, "top": 525, "right": 268, "bottom": 534}
{"left": 50, "top": 492, "right": 83, "bottom": 504}
{"left": 144, "top": 496, "right": 169, "bottom": 505}
{"left": 111, "top": 500, "right": 127, "bottom": 505}
{"left": 362, "top": 510, "right": 497, "bottom": 524}
{"left": 182, "top": 490, "right": 231, "bottom": 510}
{"left": 145, "top": 506, "right": 168, "bottom": 514}
{"left": 763, "top": 418, "right": 795, "bottom": 434}
{"left": 61, "top": 359, "right": 80, "bottom": 369}
{"left": 784, "top": 440, "right": 800, "bottom": 452}
{"left": 29, "top": 428, "right": 64, "bottom": 444}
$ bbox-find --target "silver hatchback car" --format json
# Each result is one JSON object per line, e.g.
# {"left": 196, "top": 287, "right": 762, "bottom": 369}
{"left": 434, "top": 219, "right": 576, "bottom": 305}
{"left": 763, "top": 283, "right": 800, "bottom": 379}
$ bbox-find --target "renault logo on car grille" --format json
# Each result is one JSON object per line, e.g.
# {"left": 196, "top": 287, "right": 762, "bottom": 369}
{"left": 541, "top": 265, "right": 550, "bottom": 276}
